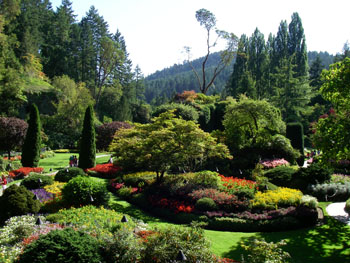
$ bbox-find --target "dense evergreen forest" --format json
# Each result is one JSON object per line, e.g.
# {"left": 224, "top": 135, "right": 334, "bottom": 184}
{"left": 0, "top": 0, "right": 349, "bottom": 150}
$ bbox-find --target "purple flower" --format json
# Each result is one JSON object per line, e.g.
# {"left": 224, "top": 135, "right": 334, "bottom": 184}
{"left": 31, "top": 188, "right": 54, "bottom": 203}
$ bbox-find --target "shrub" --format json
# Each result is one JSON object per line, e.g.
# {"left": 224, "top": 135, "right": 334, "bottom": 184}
{"left": 8, "top": 167, "right": 44, "bottom": 179}
{"left": 263, "top": 166, "right": 296, "bottom": 187}
{"left": 294, "top": 162, "right": 332, "bottom": 185}
{"left": 218, "top": 175, "right": 257, "bottom": 199}
{"left": 300, "top": 195, "right": 318, "bottom": 209}
{"left": 251, "top": 188, "right": 303, "bottom": 210}
{"left": 117, "top": 186, "right": 136, "bottom": 199}
{"left": 96, "top": 121, "right": 132, "bottom": 151}
{"left": 152, "top": 103, "right": 199, "bottom": 122}
{"left": 260, "top": 158, "right": 290, "bottom": 169}
{"left": 190, "top": 170, "right": 221, "bottom": 188}
{"left": 345, "top": 198, "right": 350, "bottom": 214}
{"left": 241, "top": 238, "right": 291, "bottom": 263}
{"left": 286, "top": 122, "right": 304, "bottom": 166}
{"left": 195, "top": 197, "right": 218, "bottom": 211}
{"left": 21, "top": 104, "right": 41, "bottom": 167}
{"left": 17, "top": 228, "right": 103, "bottom": 263}
{"left": 189, "top": 188, "right": 248, "bottom": 212}
{"left": 141, "top": 224, "right": 213, "bottom": 263}
{"left": 86, "top": 163, "right": 121, "bottom": 179}
{"left": 307, "top": 183, "right": 350, "bottom": 201}
{"left": 40, "top": 150, "right": 55, "bottom": 159}
{"left": 0, "top": 185, "right": 41, "bottom": 223}
{"left": 103, "top": 226, "right": 141, "bottom": 263}
{"left": 55, "top": 167, "right": 85, "bottom": 182}
{"left": 21, "top": 173, "right": 53, "bottom": 189}
{"left": 62, "top": 176, "right": 109, "bottom": 207}
{"left": 79, "top": 105, "right": 96, "bottom": 170}
{"left": 331, "top": 174, "right": 350, "bottom": 184}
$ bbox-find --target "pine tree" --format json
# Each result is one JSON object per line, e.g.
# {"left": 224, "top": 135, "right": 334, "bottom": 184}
{"left": 21, "top": 104, "right": 41, "bottom": 167}
{"left": 79, "top": 105, "right": 96, "bottom": 169}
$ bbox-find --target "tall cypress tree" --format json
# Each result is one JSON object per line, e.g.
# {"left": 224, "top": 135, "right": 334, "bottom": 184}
{"left": 79, "top": 105, "right": 96, "bottom": 169}
{"left": 21, "top": 104, "right": 41, "bottom": 167}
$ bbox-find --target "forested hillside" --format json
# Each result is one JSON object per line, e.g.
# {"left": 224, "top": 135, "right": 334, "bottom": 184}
{"left": 144, "top": 47, "right": 334, "bottom": 104}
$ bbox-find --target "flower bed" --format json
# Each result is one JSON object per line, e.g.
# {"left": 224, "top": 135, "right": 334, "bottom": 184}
{"left": 260, "top": 158, "right": 290, "bottom": 168}
{"left": 8, "top": 167, "right": 44, "bottom": 179}
{"left": 86, "top": 163, "right": 121, "bottom": 178}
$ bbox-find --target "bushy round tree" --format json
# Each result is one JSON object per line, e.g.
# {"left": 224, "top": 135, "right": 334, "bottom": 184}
{"left": 0, "top": 184, "right": 41, "bottom": 223}
{"left": 21, "top": 104, "right": 42, "bottom": 167}
{"left": 0, "top": 117, "right": 28, "bottom": 158}
{"left": 96, "top": 121, "right": 132, "bottom": 151}
{"left": 79, "top": 105, "right": 96, "bottom": 169}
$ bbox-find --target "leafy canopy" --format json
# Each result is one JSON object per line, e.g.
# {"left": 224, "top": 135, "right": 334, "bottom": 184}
{"left": 110, "top": 110, "right": 232, "bottom": 182}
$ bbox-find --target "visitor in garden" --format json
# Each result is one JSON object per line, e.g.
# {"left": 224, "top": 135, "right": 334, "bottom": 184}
{"left": 73, "top": 155, "right": 78, "bottom": 167}
{"left": 69, "top": 155, "right": 74, "bottom": 167}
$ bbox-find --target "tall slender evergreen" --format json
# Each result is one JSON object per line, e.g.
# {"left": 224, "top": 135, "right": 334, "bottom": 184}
{"left": 21, "top": 104, "right": 41, "bottom": 167}
{"left": 79, "top": 105, "right": 96, "bottom": 169}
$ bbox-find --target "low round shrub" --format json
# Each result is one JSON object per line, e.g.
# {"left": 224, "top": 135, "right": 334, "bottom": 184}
{"left": 300, "top": 195, "right": 318, "bottom": 209}
{"left": 195, "top": 197, "right": 218, "bottom": 212}
{"left": 191, "top": 170, "right": 221, "bottom": 188}
{"left": 17, "top": 228, "right": 103, "bottom": 263}
{"left": 294, "top": 162, "right": 332, "bottom": 185}
{"left": 21, "top": 173, "right": 54, "bottom": 189}
{"left": 345, "top": 198, "right": 350, "bottom": 214}
{"left": 263, "top": 166, "right": 296, "bottom": 187}
{"left": 55, "top": 167, "right": 86, "bottom": 182}
{"left": 307, "top": 182, "right": 350, "bottom": 201}
{"left": 0, "top": 185, "right": 41, "bottom": 223}
{"left": 62, "top": 176, "right": 109, "bottom": 207}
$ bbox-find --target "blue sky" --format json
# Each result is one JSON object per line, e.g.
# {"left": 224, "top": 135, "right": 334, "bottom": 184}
{"left": 50, "top": 0, "right": 350, "bottom": 76}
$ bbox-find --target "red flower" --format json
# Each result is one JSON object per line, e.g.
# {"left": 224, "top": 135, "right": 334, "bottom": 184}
{"left": 87, "top": 163, "right": 121, "bottom": 176}
{"left": 9, "top": 167, "right": 44, "bottom": 178}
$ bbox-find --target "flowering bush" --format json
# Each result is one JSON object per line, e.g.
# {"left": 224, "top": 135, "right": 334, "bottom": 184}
{"left": 260, "top": 158, "right": 290, "bottom": 169}
{"left": 331, "top": 174, "right": 350, "bottom": 184}
{"left": 8, "top": 167, "right": 43, "bottom": 179}
{"left": 149, "top": 195, "right": 194, "bottom": 214}
{"left": 189, "top": 188, "right": 248, "bottom": 212}
{"left": 30, "top": 189, "right": 54, "bottom": 203}
{"left": 251, "top": 187, "right": 303, "bottom": 210}
{"left": 219, "top": 175, "right": 257, "bottom": 198}
{"left": 3, "top": 156, "right": 21, "bottom": 161}
{"left": 86, "top": 163, "right": 121, "bottom": 178}
{"left": 44, "top": 181, "right": 66, "bottom": 195}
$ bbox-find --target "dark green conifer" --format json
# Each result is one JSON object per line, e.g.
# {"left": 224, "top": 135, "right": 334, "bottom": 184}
{"left": 79, "top": 105, "right": 96, "bottom": 169}
{"left": 286, "top": 122, "right": 304, "bottom": 166}
{"left": 21, "top": 104, "right": 41, "bottom": 167}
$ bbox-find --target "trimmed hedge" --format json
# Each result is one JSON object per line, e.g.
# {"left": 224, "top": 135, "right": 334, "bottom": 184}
{"left": 21, "top": 173, "right": 54, "bottom": 189}
{"left": 55, "top": 167, "right": 86, "bottom": 182}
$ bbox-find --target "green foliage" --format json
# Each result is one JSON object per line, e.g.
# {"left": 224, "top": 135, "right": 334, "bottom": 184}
{"left": 55, "top": 167, "right": 86, "bottom": 182}
{"left": 21, "top": 104, "right": 41, "bottom": 167}
{"left": 0, "top": 185, "right": 40, "bottom": 223}
{"left": 308, "top": 183, "right": 350, "bottom": 202}
{"left": 110, "top": 110, "right": 231, "bottom": 182}
{"left": 141, "top": 224, "right": 213, "bottom": 263}
{"left": 223, "top": 95, "right": 286, "bottom": 152}
{"left": 153, "top": 103, "right": 199, "bottom": 122}
{"left": 313, "top": 58, "right": 350, "bottom": 163}
{"left": 195, "top": 197, "right": 218, "bottom": 211}
{"left": 345, "top": 198, "right": 350, "bottom": 214}
{"left": 62, "top": 176, "right": 109, "bottom": 207}
{"left": 286, "top": 122, "right": 304, "bottom": 165}
{"left": 96, "top": 121, "right": 132, "bottom": 151}
{"left": 79, "top": 105, "right": 96, "bottom": 169}
{"left": 103, "top": 226, "right": 141, "bottom": 263}
{"left": 241, "top": 238, "right": 291, "bottom": 263}
{"left": 0, "top": 117, "right": 28, "bottom": 158}
{"left": 17, "top": 228, "right": 103, "bottom": 263}
{"left": 21, "top": 173, "right": 53, "bottom": 189}
{"left": 263, "top": 166, "right": 296, "bottom": 187}
{"left": 294, "top": 162, "right": 332, "bottom": 185}
{"left": 191, "top": 170, "right": 221, "bottom": 188}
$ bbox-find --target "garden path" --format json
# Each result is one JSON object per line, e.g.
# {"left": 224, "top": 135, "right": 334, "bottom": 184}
{"left": 326, "top": 202, "right": 350, "bottom": 225}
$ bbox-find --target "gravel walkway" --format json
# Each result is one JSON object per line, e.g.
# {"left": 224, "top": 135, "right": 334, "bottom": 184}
{"left": 326, "top": 202, "right": 350, "bottom": 225}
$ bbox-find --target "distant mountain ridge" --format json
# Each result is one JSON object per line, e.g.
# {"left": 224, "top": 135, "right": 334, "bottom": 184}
{"left": 144, "top": 51, "right": 334, "bottom": 103}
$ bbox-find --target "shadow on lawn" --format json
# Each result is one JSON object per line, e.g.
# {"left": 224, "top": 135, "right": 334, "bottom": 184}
{"left": 222, "top": 216, "right": 350, "bottom": 263}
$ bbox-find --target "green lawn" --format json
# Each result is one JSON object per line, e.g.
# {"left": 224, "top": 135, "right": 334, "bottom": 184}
{"left": 39, "top": 153, "right": 111, "bottom": 172}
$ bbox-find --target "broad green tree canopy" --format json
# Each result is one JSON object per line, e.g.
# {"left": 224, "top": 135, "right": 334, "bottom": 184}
{"left": 110, "top": 110, "right": 232, "bottom": 182}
